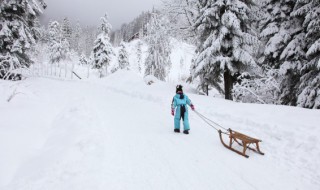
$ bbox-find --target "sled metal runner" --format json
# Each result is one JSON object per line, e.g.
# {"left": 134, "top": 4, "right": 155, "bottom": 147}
{"left": 218, "top": 129, "right": 264, "bottom": 158}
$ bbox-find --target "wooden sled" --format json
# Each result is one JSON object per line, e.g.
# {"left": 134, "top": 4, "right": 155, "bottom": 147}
{"left": 218, "top": 129, "right": 264, "bottom": 158}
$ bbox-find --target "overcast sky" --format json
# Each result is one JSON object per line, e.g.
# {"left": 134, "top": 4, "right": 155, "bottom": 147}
{"left": 40, "top": 0, "right": 161, "bottom": 29}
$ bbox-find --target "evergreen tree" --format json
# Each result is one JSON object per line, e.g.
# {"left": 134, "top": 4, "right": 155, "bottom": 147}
{"left": 137, "top": 41, "right": 143, "bottom": 73}
{"left": 118, "top": 41, "right": 129, "bottom": 70}
{"left": 62, "top": 17, "right": 72, "bottom": 44}
{"left": 292, "top": 0, "right": 320, "bottom": 109}
{"left": 111, "top": 11, "right": 152, "bottom": 44}
{"left": 48, "top": 21, "right": 69, "bottom": 64}
{"left": 302, "top": 1, "right": 320, "bottom": 66}
{"left": 258, "top": 0, "right": 303, "bottom": 106}
{"left": 0, "top": 0, "right": 46, "bottom": 79}
{"left": 92, "top": 13, "right": 114, "bottom": 77}
{"left": 144, "top": 13, "right": 171, "bottom": 81}
{"left": 79, "top": 54, "right": 88, "bottom": 65}
{"left": 73, "top": 21, "right": 82, "bottom": 54}
{"left": 253, "top": 1, "right": 292, "bottom": 106}
{"left": 83, "top": 26, "right": 97, "bottom": 57}
{"left": 259, "top": 0, "right": 298, "bottom": 69}
{"left": 110, "top": 66, "right": 119, "bottom": 73}
{"left": 191, "top": 0, "right": 258, "bottom": 100}
{"left": 162, "top": 0, "right": 199, "bottom": 42}
{"left": 239, "top": 0, "right": 320, "bottom": 109}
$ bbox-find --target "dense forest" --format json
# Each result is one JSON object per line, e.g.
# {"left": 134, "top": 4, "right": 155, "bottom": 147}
{"left": 1, "top": 0, "right": 319, "bottom": 109}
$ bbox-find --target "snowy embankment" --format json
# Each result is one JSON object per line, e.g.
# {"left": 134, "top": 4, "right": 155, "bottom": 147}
{"left": 0, "top": 70, "right": 319, "bottom": 190}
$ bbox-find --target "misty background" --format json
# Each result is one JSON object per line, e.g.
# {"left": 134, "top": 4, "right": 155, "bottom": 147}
{"left": 40, "top": 0, "right": 161, "bottom": 29}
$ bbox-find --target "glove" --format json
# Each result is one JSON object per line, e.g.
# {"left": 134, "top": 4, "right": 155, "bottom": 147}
{"left": 171, "top": 109, "right": 174, "bottom": 116}
{"left": 190, "top": 104, "right": 195, "bottom": 111}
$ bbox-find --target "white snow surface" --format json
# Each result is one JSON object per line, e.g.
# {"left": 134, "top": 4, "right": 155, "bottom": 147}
{"left": 0, "top": 70, "right": 319, "bottom": 190}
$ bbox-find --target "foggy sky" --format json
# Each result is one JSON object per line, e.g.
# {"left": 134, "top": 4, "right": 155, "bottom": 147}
{"left": 40, "top": 0, "right": 161, "bottom": 29}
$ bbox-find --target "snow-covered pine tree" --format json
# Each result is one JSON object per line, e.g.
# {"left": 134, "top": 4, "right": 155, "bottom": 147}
{"left": 48, "top": 21, "right": 69, "bottom": 64}
{"left": 137, "top": 41, "right": 143, "bottom": 73}
{"left": 62, "top": 17, "right": 72, "bottom": 44}
{"left": 144, "top": 13, "right": 171, "bottom": 81}
{"left": 83, "top": 26, "right": 96, "bottom": 57}
{"left": 118, "top": 41, "right": 129, "bottom": 70}
{"left": 258, "top": 0, "right": 297, "bottom": 69}
{"left": 92, "top": 13, "right": 114, "bottom": 77}
{"left": 73, "top": 21, "right": 82, "bottom": 54}
{"left": 79, "top": 54, "right": 88, "bottom": 65}
{"left": 110, "top": 66, "right": 119, "bottom": 74}
{"left": 162, "top": 0, "right": 199, "bottom": 42}
{"left": 291, "top": 0, "right": 320, "bottom": 109}
{"left": 190, "top": 0, "right": 259, "bottom": 100}
{"left": 0, "top": 0, "right": 46, "bottom": 79}
{"left": 139, "top": 28, "right": 144, "bottom": 40}
{"left": 111, "top": 12, "right": 152, "bottom": 45}
{"left": 257, "top": 0, "right": 303, "bottom": 106}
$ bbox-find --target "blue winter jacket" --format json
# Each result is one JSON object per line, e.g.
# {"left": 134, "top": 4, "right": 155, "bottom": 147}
{"left": 171, "top": 93, "right": 192, "bottom": 130}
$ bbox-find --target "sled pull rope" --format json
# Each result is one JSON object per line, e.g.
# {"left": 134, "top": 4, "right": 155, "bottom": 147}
{"left": 194, "top": 110, "right": 228, "bottom": 133}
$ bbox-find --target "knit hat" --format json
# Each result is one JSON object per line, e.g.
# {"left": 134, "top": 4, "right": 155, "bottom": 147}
{"left": 176, "top": 85, "right": 183, "bottom": 93}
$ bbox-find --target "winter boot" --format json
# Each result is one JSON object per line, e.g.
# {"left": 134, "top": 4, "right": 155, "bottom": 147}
{"left": 183, "top": 130, "right": 189, "bottom": 134}
{"left": 174, "top": 129, "right": 180, "bottom": 133}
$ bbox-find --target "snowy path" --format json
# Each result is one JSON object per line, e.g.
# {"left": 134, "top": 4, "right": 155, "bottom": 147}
{"left": 1, "top": 71, "right": 319, "bottom": 190}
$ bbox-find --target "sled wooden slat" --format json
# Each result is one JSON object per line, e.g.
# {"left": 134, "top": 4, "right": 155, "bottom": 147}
{"left": 218, "top": 129, "right": 264, "bottom": 158}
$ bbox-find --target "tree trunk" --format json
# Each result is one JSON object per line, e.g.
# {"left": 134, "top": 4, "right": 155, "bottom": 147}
{"left": 224, "top": 68, "right": 233, "bottom": 100}
{"left": 206, "top": 84, "right": 209, "bottom": 96}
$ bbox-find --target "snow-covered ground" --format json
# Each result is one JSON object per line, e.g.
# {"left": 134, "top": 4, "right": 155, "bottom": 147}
{"left": 0, "top": 70, "right": 319, "bottom": 190}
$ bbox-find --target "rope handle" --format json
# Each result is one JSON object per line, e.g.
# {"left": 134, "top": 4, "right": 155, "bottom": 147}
{"left": 193, "top": 110, "right": 229, "bottom": 133}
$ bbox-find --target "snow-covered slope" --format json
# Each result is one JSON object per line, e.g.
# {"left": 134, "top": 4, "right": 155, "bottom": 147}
{"left": 0, "top": 71, "right": 319, "bottom": 190}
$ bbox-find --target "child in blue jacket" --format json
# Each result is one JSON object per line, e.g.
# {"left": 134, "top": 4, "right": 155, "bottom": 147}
{"left": 171, "top": 85, "right": 195, "bottom": 134}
